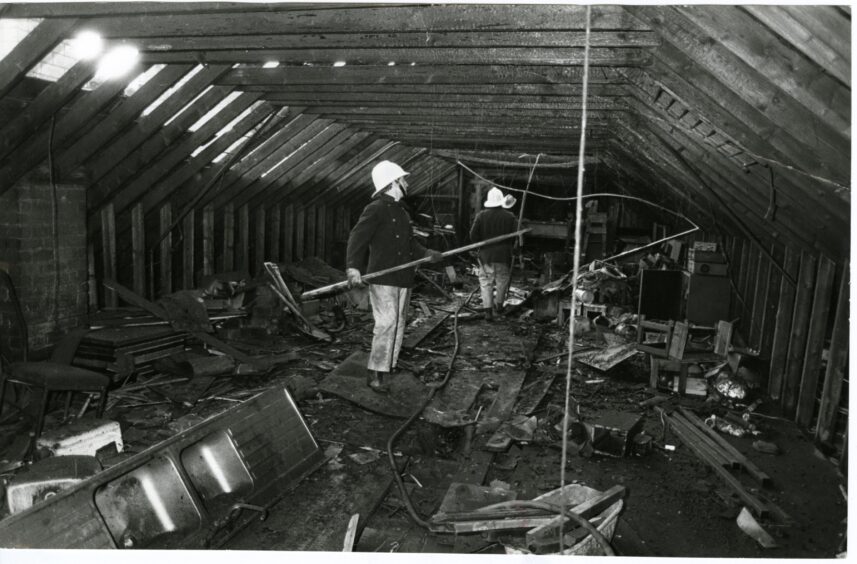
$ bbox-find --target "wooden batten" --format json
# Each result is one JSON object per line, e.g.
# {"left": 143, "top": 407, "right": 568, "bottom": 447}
{"left": 781, "top": 252, "right": 818, "bottom": 415}
{"left": 295, "top": 207, "right": 306, "bottom": 261}
{"left": 100, "top": 203, "right": 118, "bottom": 308}
{"left": 222, "top": 203, "right": 235, "bottom": 271}
{"left": 305, "top": 204, "right": 317, "bottom": 259}
{"left": 758, "top": 244, "right": 784, "bottom": 358}
{"left": 796, "top": 256, "right": 837, "bottom": 426}
{"left": 253, "top": 206, "right": 266, "bottom": 275}
{"left": 268, "top": 204, "right": 281, "bottom": 263}
{"left": 158, "top": 203, "right": 173, "bottom": 296}
{"left": 767, "top": 247, "right": 800, "bottom": 400}
{"left": 202, "top": 204, "right": 214, "bottom": 277}
{"left": 815, "top": 261, "right": 849, "bottom": 444}
{"left": 131, "top": 203, "right": 146, "bottom": 297}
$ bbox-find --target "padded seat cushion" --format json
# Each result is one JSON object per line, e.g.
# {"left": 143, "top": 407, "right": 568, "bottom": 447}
{"left": 8, "top": 362, "right": 110, "bottom": 390}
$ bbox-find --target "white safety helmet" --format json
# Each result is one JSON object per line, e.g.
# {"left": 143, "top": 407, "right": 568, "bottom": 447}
{"left": 484, "top": 187, "right": 505, "bottom": 208}
{"left": 502, "top": 193, "right": 517, "bottom": 209}
{"left": 372, "top": 160, "right": 409, "bottom": 193}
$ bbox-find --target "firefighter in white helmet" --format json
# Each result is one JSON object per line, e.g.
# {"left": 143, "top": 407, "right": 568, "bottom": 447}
{"left": 469, "top": 187, "right": 517, "bottom": 320}
{"left": 345, "top": 161, "right": 443, "bottom": 393}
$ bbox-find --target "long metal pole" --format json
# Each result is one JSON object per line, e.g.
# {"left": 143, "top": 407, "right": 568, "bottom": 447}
{"left": 300, "top": 228, "right": 532, "bottom": 300}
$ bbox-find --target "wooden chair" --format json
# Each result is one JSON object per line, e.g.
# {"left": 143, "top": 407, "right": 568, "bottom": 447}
{"left": 0, "top": 270, "right": 109, "bottom": 451}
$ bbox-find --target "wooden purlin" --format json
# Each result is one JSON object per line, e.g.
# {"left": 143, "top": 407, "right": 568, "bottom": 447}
{"left": 134, "top": 30, "right": 660, "bottom": 52}
{"left": 270, "top": 93, "right": 627, "bottom": 109}
{"left": 220, "top": 65, "right": 632, "bottom": 87}
{"left": 141, "top": 47, "right": 654, "bottom": 67}
{"left": 0, "top": 18, "right": 79, "bottom": 99}
{"left": 88, "top": 5, "right": 649, "bottom": 36}
{"left": 624, "top": 6, "right": 849, "bottom": 186}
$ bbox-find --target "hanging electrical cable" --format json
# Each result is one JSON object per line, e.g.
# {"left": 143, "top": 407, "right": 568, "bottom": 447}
{"left": 513, "top": 153, "right": 541, "bottom": 267}
{"left": 559, "top": 5, "right": 593, "bottom": 553}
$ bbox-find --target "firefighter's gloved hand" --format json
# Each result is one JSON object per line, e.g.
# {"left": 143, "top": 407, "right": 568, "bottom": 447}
{"left": 427, "top": 250, "right": 444, "bottom": 263}
{"left": 346, "top": 268, "right": 364, "bottom": 288}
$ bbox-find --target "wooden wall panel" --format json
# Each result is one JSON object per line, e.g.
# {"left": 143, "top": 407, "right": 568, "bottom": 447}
{"left": 815, "top": 262, "right": 849, "bottom": 445}
{"left": 767, "top": 246, "right": 800, "bottom": 400}
{"left": 781, "top": 252, "right": 818, "bottom": 415}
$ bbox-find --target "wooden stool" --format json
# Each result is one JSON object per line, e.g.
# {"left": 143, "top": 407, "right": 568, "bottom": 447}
{"left": 0, "top": 362, "right": 110, "bottom": 445}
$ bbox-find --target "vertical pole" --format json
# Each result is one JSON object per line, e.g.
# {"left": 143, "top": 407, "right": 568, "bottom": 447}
{"left": 283, "top": 204, "right": 294, "bottom": 262}
{"left": 269, "top": 204, "right": 281, "bottom": 263}
{"left": 182, "top": 209, "right": 195, "bottom": 290}
{"left": 202, "top": 204, "right": 214, "bottom": 277}
{"left": 815, "top": 262, "right": 849, "bottom": 444}
{"left": 131, "top": 203, "right": 146, "bottom": 297}
{"left": 238, "top": 204, "right": 249, "bottom": 274}
{"left": 100, "top": 203, "right": 117, "bottom": 307}
{"left": 295, "top": 207, "right": 306, "bottom": 261}
{"left": 254, "top": 206, "right": 266, "bottom": 275}
{"left": 158, "top": 202, "right": 172, "bottom": 296}
{"left": 223, "top": 202, "right": 235, "bottom": 271}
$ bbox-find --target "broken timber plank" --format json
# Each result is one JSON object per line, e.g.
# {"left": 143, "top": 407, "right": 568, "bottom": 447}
{"left": 402, "top": 309, "right": 451, "bottom": 350}
{"left": 525, "top": 485, "right": 626, "bottom": 546}
{"left": 477, "top": 370, "right": 527, "bottom": 437}
{"left": 514, "top": 371, "right": 557, "bottom": 416}
{"left": 101, "top": 279, "right": 258, "bottom": 365}
{"left": 423, "top": 370, "right": 484, "bottom": 427}
{"left": 342, "top": 514, "right": 359, "bottom": 552}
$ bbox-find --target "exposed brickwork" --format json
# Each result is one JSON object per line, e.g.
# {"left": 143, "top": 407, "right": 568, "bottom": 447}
{"left": 0, "top": 171, "right": 87, "bottom": 358}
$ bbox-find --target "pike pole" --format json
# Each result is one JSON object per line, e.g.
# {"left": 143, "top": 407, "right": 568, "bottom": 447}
{"left": 299, "top": 228, "right": 532, "bottom": 301}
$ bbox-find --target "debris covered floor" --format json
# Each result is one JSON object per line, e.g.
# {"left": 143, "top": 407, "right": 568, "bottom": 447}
{"left": 0, "top": 261, "right": 843, "bottom": 556}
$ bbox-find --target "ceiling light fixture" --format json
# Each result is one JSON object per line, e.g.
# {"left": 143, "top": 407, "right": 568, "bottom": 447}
{"left": 73, "top": 30, "right": 104, "bottom": 60}
{"left": 263, "top": 61, "right": 279, "bottom": 68}
{"left": 333, "top": 60, "right": 347, "bottom": 67}
{"left": 95, "top": 44, "right": 140, "bottom": 80}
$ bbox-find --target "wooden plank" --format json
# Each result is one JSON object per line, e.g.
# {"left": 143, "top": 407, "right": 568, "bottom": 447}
{"left": 222, "top": 203, "right": 235, "bottom": 271}
{"left": 477, "top": 370, "right": 527, "bottom": 438}
{"left": 182, "top": 210, "right": 195, "bottom": 290}
{"left": 815, "top": 262, "right": 849, "bottom": 444}
{"left": 94, "top": 6, "right": 649, "bottom": 36}
{"left": 53, "top": 64, "right": 193, "bottom": 177}
{"left": 749, "top": 254, "right": 769, "bottom": 350}
{"left": 0, "top": 18, "right": 79, "bottom": 98}
{"left": 758, "top": 244, "right": 783, "bottom": 358}
{"left": 254, "top": 207, "right": 266, "bottom": 275}
{"left": 744, "top": 6, "right": 850, "bottom": 86}
{"left": 237, "top": 204, "right": 250, "bottom": 274}
{"left": 781, "top": 252, "right": 818, "bottom": 415}
{"left": 283, "top": 204, "right": 294, "bottom": 262}
{"left": 295, "top": 207, "right": 306, "bottom": 261}
{"left": 142, "top": 47, "right": 653, "bottom": 66}
{"left": 158, "top": 203, "right": 173, "bottom": 296}
{"left": 238, "top": 82, "right": 624, "bottom": 97}
{"left": 678, "top": 6, "right": 849, "bottom": 135}
{"left": 131, "top": 203, "right": 146, "bottom": 297}
{"left": 795, "top": 256, "right": 836, "bottom": 426}
{"left": 625, "top": 8, "right": 848, "bottom": 184}
{"left": 0, "top": 60, "right": 95, "bottom": 164}
{"left": 268, "top": 204, "right": 281, "bottom": 262}
{"left": 202, "top": 205, "right": 214, "bottom": 277}
{"left": 221, "top": 65, "right": 630, "bottom": 87}
{"left": 767, "top": 247, "right": 800, "bottom": 399}
{"left": 138, "top": 30, "right": 660, "bottom": 52}
{"left": 100, "top": 204, "right": 118, "bottom": 308}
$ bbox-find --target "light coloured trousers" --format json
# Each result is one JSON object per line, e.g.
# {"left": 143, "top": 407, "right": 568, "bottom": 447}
{"left": 477, "top": 261, "right": 511, "bottom": 309}
{"left": 368, "top": 284, "right": 411, "bottom": 373}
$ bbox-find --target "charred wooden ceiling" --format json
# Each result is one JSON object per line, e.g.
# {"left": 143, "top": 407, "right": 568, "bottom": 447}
{"left": 0, "top": 3, "right": 850, "bottom": 259}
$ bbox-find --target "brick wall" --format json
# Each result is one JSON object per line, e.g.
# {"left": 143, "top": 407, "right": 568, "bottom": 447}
{"left": 0, "top": 170, "right": 88, "bottom": 358}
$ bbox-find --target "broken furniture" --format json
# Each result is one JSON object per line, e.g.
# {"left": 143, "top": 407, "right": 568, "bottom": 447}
{"left": 644, "top": 320, "right": 732, "bottom": 396}
{"left": 36, "top": 418, "right": 123, "bottom": 457}
{"left": 73, "top": 326, "right": 188, "bottom": 382}
{"left": 0, "top": 362, "right": 110, "bottom": 449}
{"left": 583, "top": 411, "right": 645, "bottom": 457}
{"left": 637, "top": 269, "right": 684, "bottom": 320}
{"left": 684, "top": 272, "right": 731, "bottom": 325}
{"left": 0, "top": 386, "right": 325, "bottom": 549}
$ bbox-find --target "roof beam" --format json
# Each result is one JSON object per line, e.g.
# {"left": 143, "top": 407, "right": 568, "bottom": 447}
{"left": 265, "top": 94, "right": 627, "bottom": 110}
{"left": 220, "top": 65, "right": 632, "bottom": 86}
{"left": 90, "top": 5, "right": 649, "bottom": 36}
{"left": 2, "top": 3, "right": 364, "bottom": 17}
{"left": 141, "top": 47, "right": 653, "bottom": 67}
{"left": 135, "top": 30, "right": 660, "bottom": 52}
{"left": 236, "top": 83, "right": 627, "bottom": 97}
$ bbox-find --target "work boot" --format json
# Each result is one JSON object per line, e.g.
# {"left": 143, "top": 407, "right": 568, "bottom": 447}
{"left": 367, "top": 371, "right": 390, "bottom": 393}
